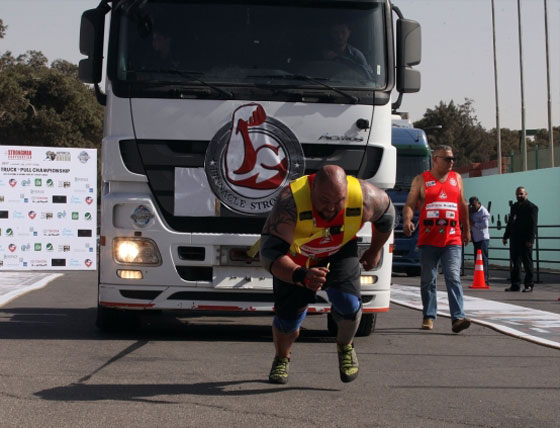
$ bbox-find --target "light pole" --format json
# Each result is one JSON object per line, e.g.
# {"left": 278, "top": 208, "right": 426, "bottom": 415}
{"left": 544, "top": 0, "right": 554, "bottom": 167}
{"left": 491, "top": 0, "right": 502, "bottom": 173}
{"left": 517, "top": 0, "right": 527, "bottom": 171}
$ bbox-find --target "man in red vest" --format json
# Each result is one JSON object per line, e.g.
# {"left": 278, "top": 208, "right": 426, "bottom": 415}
{"left": 260, "top": 165, "right": 394, "bottom": 384}
{"left": 402, "top": 145, "right": 472, "bottom": 333}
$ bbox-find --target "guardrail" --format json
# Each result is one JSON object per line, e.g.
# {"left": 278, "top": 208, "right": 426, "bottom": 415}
{"left": 462, "top": 224, "right": 560, "bottom": 282}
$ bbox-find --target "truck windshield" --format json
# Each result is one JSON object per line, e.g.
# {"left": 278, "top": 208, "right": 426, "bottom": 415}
{"left": 395, "top": 155, "right": 431, "bottom": 188}
{"left": 112, "top": 0, "right": 387, "bottom": 91}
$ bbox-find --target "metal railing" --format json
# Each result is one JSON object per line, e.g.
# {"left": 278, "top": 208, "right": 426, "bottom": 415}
{"left": 462, "top": 224, "right": 560, "bottom": 282}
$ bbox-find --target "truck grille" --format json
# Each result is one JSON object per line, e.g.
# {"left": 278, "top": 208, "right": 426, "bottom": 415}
{"left": 120, "top": 139, "right": 382, "bottom": 233}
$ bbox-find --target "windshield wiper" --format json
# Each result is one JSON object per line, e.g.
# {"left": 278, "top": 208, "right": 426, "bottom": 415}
{"left": 249, "top": 73, "right": 359, "bottom": 104}
{"left": 130, "top": 69, "right": 234, "bottom": 99}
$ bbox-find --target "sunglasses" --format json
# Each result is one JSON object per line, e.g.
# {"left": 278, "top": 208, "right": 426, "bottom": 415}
{"left": 436, "top": 156, "right": 456, "bottom": 162}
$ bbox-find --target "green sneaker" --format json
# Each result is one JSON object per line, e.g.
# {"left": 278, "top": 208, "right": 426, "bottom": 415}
{"left": 268, "top": 356, "right": 290, "bottom": 384}
{"left": 337, "top": 344, "right": 359, "bottom": 383}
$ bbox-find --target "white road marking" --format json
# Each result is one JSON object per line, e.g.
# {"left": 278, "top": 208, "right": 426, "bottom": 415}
{"left": 0, "top": 272, "right": 63, "bottom": 307}
{"left": 391, "top": 283, "right": 560, "bottom": 350}
{"left": 530, "top": 328, "right": 550, "bottom": 333}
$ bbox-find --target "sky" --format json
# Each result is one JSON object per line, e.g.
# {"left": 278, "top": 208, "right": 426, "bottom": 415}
{"left": 1, "top": 0, "right": 559, "bottom": 131}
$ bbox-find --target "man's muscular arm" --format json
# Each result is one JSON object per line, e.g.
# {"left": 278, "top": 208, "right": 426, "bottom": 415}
{"left": 262, "top": 186, "right": 296, "bottom": 242}
{"left": 402, "top": 174, "right": 423, "bottom": 237}
{"left": 359, "top": 180, "right": 394, "bottom": 271}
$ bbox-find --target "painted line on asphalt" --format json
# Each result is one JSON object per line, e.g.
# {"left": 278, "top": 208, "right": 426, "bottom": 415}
{"left": 0, "top": 272, "right": 63, "bottom": 307}
{"left": 391, "top": 283, "right": 560, "bottom": 350}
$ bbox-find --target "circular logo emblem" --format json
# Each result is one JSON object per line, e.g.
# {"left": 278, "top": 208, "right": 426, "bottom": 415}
{"left": 131, "top": 204, "right": 154, "bottom": 227}
{"left": 78, "top": 151, "right": 90, "bottom": 164}
{"left": 205, "top": 104, "right": 305, "bottom": 215}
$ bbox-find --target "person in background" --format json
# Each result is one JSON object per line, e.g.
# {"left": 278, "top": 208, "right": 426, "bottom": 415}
{"left": 469, "top": 196, "right": 490, "bottom": 285}
{"left": 322, "top": 22, "right": 373, "bottom": 78}
{"left": 503, "top": 186, "right": 539, "bottom": 292}
{"left": 402, "top": 145, "right": 471, "bottom": 333}
{"left": 150, "top": 27, "right": 179, "bottom": 69}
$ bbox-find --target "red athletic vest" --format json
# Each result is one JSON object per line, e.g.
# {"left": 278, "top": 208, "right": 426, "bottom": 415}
{"left": 417, "top": 171, "right": 462, "bottom": 247}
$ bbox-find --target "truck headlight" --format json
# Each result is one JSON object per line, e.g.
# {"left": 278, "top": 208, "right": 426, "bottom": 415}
{"left": 113, "top": 237, "right": 162, "bottom": 265}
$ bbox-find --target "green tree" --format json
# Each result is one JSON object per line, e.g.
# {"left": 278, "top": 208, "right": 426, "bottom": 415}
{"left": 0, "top": 18, "right": 6, "bottom": 39}
{"left": 489, "top": 128, "right": 521, "bottom": 158}
{"left": 0, "top": 19, "right": 103, "bottom": 150}
{"left": 0, "top": 56, "right": 103, "bottom": 149}
{"left": 413, "top": 99, "right": 494, "bottom": 167}
{"left": 532, "top": 127, "right": 559, "bottom": 150}
{"left": 51, "top": 59, "right": 79, "bottom": 78}
{"left": 491, "top": 127, "right": 559, "bottom": 158}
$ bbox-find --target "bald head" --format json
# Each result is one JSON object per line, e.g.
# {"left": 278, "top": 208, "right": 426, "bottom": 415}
{"left": 515, "top": 186, "right": 527, "bottom": 203}
{"left": 311, "top": 165, "right": 348, "bottom": 221}
{"left": 315, "top": 165, "right": 347, "bottom": 190}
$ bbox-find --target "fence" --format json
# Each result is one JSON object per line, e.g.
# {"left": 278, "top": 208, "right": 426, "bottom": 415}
{"left": 462, "top": 224, "right": 560, "bottom": 283}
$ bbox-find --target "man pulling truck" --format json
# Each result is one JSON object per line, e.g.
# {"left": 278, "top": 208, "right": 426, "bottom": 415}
{"left": 259, "top": 165, "right": 395, "bottom": 384}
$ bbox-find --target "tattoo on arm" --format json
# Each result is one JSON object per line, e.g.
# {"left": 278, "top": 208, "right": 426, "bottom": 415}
{"left": 360, "top": 181, "right": 388, "bottom": 223}
{"left": 263, "top": 187, "right": 297, "bottom": 236}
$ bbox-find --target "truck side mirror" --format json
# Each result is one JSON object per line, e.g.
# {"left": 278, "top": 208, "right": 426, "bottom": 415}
{"left": 78, "top": 7, "right": 107, "bottom": 84}
{"left": 396, "top": 19, "right": 421, "bottom": 93}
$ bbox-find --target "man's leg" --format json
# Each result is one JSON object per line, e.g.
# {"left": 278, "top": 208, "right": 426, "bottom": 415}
{"left": 508, "top": 244, "right": 522, "bottom": 290}
{"left": 327, "top": 288, "right": 361, "bottom": 383}
{"left": 269, "top": 277, "right": 315, "bottom": 384}
{"left": 441, "top": 245, "right": 470, "bottom": 333}
{"left": 480, "top": 239, "right": 490, "bottom": 284}
{"left": 419, "top": 245, "right": 440, "bottom": 324}
{"left": 272, "top": 313, "right": 304, "bottom": 358}
{"left": 441, "top": 245, "right": 465, "bottom": 320}
{"left": 473, "top": 240, "right": 481, "bottom": 262}
{"left": 269, "top": 308, "right": 307, "bottom": 384}
{"left": 521, "top": 244, "right": 534, "bottom": 290}
{"left": 327, "top": 288, "right": 362, "bottom": 345}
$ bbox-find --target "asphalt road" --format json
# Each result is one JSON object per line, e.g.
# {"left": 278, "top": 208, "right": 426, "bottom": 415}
{"left": 0, "top": 271, "right": 558, "bottom": 428}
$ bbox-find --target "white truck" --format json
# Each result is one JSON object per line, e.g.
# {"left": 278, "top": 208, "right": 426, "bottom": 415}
{"left": 79, "top": 0, "right": 421, "bottom": 334}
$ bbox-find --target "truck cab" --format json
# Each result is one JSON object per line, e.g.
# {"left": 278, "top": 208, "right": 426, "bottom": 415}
{"left": 78, "top": 0, "right": 421, "bottom": 334}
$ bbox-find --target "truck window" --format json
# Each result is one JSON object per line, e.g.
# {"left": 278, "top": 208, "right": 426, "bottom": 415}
{"left": 112, "top": 0, "right": 387, "bottom": 94}
{"left": 396, "top": 154, "right": 431, "bottom": 187}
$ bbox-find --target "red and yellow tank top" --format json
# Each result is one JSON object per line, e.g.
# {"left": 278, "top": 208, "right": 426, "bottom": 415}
{"left": 417, "top": 170, "right": 462, "bottom": 247}
{"left": 288, "top": 174, "right": 363, "bottom": 267}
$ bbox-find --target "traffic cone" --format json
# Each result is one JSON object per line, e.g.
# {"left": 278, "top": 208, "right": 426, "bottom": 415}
{"left": 469, "top": 249, "right": 489, "bottom": 289}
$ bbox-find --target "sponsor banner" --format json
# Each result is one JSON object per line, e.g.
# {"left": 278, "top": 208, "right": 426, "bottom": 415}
{"left": 0, "top": 146, "right": 97, "bottom": 270}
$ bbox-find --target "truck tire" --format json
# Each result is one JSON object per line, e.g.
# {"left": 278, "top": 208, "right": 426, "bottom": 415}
{"left": 327, "top": 313, "right": 337, "bottom": 337}
{"left": 96, "top": 305, "right": 137, "bottom": 332}
{"left": 355, "top": 313, "right": 376, "bottom": 337}
{"left": 406, "top": 267, "right": 421, "bottom": 277}
{"left": 327, "top": 313, "right": 377, "bottom": 337}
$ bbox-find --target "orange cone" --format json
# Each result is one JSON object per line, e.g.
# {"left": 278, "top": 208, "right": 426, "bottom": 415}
{"left": 469, "top": 249, "right": 489, "bottom": 289}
